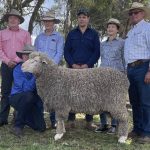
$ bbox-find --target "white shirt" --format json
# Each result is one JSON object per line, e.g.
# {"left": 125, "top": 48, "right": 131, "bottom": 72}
{"left": 124, "top": 19, "right": 150, "bottom": 64}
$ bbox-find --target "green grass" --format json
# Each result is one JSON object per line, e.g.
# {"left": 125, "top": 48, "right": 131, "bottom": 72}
{"left": 0, "top": 112, "right": 150, "bottom": 150}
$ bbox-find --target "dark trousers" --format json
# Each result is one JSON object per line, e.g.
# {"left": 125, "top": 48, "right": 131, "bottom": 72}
{"left": 9, "top": 91, "right": 46, "bottom": 131}
{"left": 50, "top": 112, "right": 56, "bottom": 125}
{"left": 0, "top": 63, "right": 14, "bottom": 122}
{"left": 68, "top": 112, "right": 93, "bottom": 122}
{"left": 127, "top": 62, "right": 150, "bottom": 136}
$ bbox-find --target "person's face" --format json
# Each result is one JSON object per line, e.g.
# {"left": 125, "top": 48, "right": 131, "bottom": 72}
{"left": 77, "top": 14, "right": 90, "bottom": 27}
{"left": 22, "top": 54, "right": 29, "bottom": 62}
{"left": 107, "top": 24, "right": 119, "bottom": 37}
{"left": 129, "top": 9, "right": 145, "bottom": 25}
{"left": 8, "top": 15, "right": 20, "bottom": 28}
{"left": 43, "top": 20, "right": 55, "bottom": 30}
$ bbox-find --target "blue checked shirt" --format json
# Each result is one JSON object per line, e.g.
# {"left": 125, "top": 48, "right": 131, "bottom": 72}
{"left": 34, "top": 31, "right": 64, "bottom": 64}
{"left": 124, "top": 20, "right": 150, "bottom": 65}
{"left": 100, "top": 37, "right": 125, "bottom": 72}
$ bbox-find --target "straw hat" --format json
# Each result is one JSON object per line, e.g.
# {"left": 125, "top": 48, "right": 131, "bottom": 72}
{"left": 16, "top": 45, "right": 36, "bottom": 59}
{"left": 40, "top": 11, "right": 60, "bottom": 24}
{"left": 107, "top": 18, "right": 121, "bottom": 28}
{"left": 125, "top": 2, "right": 150, "bottom": 19}
{"left": 2, "top": 9, "right": 24, "bottom": 24}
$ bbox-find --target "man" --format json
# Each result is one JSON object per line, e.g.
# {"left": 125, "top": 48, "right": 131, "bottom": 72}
{"left": 124, "top": 2, "right": 150, "bottom": 143}
{"left": 9, "top": 45, "right": 46, "bottom": 137}
{"left": 64, "top": 8, "right": 100, "bottom": 130}
{"left": 34, "top": 11, "right": 64, "bottom": 128}
{"left": 0, "top": 9, "right": 31, "bottom": 126}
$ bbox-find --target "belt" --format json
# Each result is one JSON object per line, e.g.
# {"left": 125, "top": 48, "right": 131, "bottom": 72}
{"left": 128, "top": 60, "right": 149, "bottom": 67}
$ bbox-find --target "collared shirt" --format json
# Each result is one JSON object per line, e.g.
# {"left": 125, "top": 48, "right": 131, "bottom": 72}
{"left": 64, "top": 27, "right": 100, "bottom": 68}
{"left": 124, "top": 20, "right": 150, "bottom": 64}
{"left": 0, "top": 28, "right": 31, "bottom": 65}
{"left": 34, "top": 31, "right": 64, "bottom": 64}
{"left": 100, "top": 37, "right": 125, "bottom": 72}
{"left": 11, "top": 63, "right": 36, "bottom": 95}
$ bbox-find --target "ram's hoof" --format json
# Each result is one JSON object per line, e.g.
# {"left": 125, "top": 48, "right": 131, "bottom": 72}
{"left": 54, "top": 133, "right": 64, "bottom": 141}
{"left": 118, "top": 136, "right": 127, "bottom": 143}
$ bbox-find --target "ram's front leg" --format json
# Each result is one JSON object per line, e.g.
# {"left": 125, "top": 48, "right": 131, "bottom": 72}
{"left": 54, "top": 112, "right": 66, "bottom": 141}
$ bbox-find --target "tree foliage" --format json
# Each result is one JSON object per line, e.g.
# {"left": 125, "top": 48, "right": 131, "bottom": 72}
{"left": 0, "top": 0, "right": 149, "bottom": 36}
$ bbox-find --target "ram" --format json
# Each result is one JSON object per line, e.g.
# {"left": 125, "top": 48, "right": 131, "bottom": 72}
{"left": 22, "top": 52, "right": 129, "bottom": 143}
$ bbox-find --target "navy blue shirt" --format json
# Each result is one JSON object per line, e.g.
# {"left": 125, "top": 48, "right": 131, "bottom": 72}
{"left": 64, "top": 27, "right": 100, "bottom": 68}
{"left": 11, "top": 63, "right": 36, "bottom": 95}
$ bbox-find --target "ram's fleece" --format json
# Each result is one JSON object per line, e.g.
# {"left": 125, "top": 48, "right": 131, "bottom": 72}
{"left": 22, "top": 52, "right": 129, "bottom": 143}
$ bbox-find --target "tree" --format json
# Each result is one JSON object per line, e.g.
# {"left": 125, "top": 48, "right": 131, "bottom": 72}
{"left": 0, "top": 0, "right": 45, "bottom": 34}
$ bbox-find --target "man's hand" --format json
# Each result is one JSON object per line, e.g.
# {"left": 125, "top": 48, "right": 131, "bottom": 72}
{"left": 144, "top": 71, "right": 150, "bottom": 84}
{"left": 72, "top": 64, "right": 81, "bottom": 69}
{"left": 80, "top": 64, "right": 88, "bottom": 69}
{"left": 8, "top": 60, "right": 17, "bottom": 68}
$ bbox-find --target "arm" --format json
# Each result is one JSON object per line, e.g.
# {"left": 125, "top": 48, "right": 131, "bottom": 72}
{"left": 34, "top": 36, "right": 39, "bottom": 51}
{"left": 13, "top": 64, "right": 36, "bottom": 92}
{"left": 0, "top": 31, "right": 11, "bottom": 65}
{"left": 86, "top": 32, "right": 100, "bottom": 68}
{"left": 144, "top": 29, "right": 150, "bottom": 84}
{"left": 120, "top": 40, "right": 126, "bottom": 73}
{"left": 64, "top": 33, "right": 75, "bottom": 67}
{"left": 53, "top": 34, "right": 64, "bottom": 64}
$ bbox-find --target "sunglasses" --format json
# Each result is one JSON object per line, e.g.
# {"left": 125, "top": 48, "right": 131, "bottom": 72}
{"left": 128, "top": 11, "right": 142, "bottom": 16}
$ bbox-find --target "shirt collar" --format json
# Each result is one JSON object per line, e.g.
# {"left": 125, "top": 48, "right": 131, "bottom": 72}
{"left": 76, "top": 26, "right": 91, "bottom": 31}
{"left": 132, "top": 19, "right": 146, "bottom": 28}
{"left": 44, "top": 30, "right": 57, "bottom": 36}
{"left": 7, "top": 26, "right": 20, "bottom": 31}
{"left": 106, "top": 36, "right": 120, "bottom": 42}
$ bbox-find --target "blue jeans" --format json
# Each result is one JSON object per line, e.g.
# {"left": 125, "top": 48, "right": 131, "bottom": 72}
{"left": 9, "top": 91, "right": 46, "bottom": 131}
{"left": 127, "top": 61, "right": 150, "bottom": 136}
{"left": 100, "top": 112, "right": 117, "bottom": 126}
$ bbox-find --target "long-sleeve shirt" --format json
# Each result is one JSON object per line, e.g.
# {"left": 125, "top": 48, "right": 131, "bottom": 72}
{"left": 64, "top": 27, "right": 100, "bottom": 68}
{"left": 11, "top": 63, "right": 36, "bottom": 95}
{"left": 34, "top": 31, "right": 64, "bottom": 64}
{"left": 100, "top": 37, "right": 125, "bottom": 72}
{"left": 0, "top": 28, "right": 31, "bottom": 65}
{"left": 124, "top": 19, "right": 150, "bottom": 64}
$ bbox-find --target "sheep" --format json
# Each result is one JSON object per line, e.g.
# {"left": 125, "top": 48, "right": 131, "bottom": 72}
{"left": 22, "top": 52, "right": 129, "bottom": 143}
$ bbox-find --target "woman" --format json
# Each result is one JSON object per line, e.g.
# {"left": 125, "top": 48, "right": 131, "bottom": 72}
{"left": 95, "top": 18, "right": 125, "bottom": 134}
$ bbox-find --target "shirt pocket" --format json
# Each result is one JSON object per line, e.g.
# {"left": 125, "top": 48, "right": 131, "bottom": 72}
{"left": 84, "top": 36, "right": 94, "bottom": 50}
{"left": 70, "top": 36, "right": 79, "bottom": 50}
{"left": 133, "top": 31, "right": 144, "bottom": 46}
{"left": 1, "top": 36, "right": 10, "bottom": 49}
{"left": 49, "top": 39, "right": 57, "bottom": 51}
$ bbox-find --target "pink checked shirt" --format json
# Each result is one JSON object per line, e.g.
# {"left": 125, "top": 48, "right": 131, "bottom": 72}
{"left": 0, "top": 27, "right": 31, "bottom": 65}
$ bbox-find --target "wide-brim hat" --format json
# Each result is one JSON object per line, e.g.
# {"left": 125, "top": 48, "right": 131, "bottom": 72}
{"left": 124, "top": 2, "right": 150, "bottom": 19}
{"left": 2, "top": 9, "right": 24, "bottom": 24}
{"left": 107, "top": 18, "right": 121, "bottom": 28}
{"left": 16, "top": 45, "right": 36, "bottom": 59}
{"left": 40, "top": 11, "right": 60, "bottom": 24}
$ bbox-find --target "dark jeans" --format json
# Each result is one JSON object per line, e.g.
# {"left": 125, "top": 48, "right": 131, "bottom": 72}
{"left": 0, "top": 63, "right": 14, "bottom": 122}
{"left": 9, "top": 91, "right": 46, "bottom": 131}
{"left": 100, "top": 112, "right": 117, "bottom": 126}
{"left": 68, "top": 112, "right": 93, "bottom": 122}
{"left": 50, "top": 112, "right": 55, "bottom": 125}
{"left": 127, "top": 61, "right": 150, "bottom": 136}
